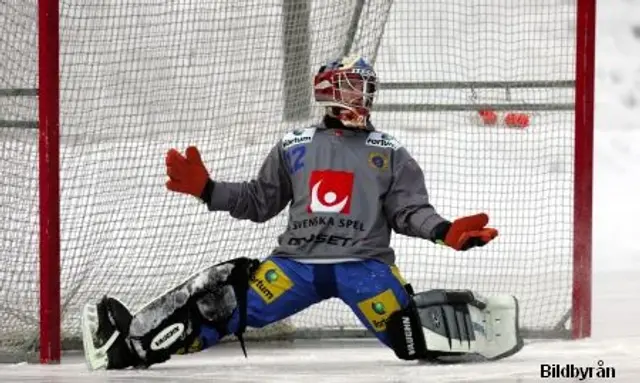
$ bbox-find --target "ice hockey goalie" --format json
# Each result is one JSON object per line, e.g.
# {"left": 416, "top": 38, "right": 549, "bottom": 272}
{"left": 81, "top": 55, "right": 523, "bottom": 370}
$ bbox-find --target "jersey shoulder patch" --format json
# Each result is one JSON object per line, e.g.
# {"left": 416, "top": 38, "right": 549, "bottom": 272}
{"left": 365, "top": 131, "right": 402, "bottom": 150}
{"left": 281, "top": 127, "right": 317, "bottom": 149}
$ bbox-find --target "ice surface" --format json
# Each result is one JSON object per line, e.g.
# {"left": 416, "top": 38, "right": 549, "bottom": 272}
{"left": 2, "top": 271, "right": 639, "bottom": 382}
{"left": 0, "top": 270, "right": 639, "bottom": 383}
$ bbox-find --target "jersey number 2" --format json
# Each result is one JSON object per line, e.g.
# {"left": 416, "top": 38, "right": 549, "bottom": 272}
{"left": 285, "top": 146, "right": 306, "bottom": 174}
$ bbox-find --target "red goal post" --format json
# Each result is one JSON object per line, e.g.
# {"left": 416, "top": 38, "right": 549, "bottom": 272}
{"left": 38, "top": 0, "right": 61, "bottom": 365}
{"left": 1, "top": 0, "right": 594, "bottom": 364}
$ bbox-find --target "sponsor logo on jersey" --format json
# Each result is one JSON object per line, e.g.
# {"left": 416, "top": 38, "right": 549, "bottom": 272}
{"left": 150, "top": 323, "right": 185, "bottom": 351}
{"left": 250, "top": 260, "right": 294, "bottom": 304}
{"left": 365, "top": 132, "right": 402, "bottom": 150}
{"left": 368, "top": 152, "right": 389, "bottom": 170}
{"left": 357, "top": 289, "right": 401, "bottom": 332}
{"left": 282, "top": 128, "right": 316, "bottom": 149}
{"left": 288, "top": 217, "right": 366, "bottom": 232}
{"left": 287, "top": 234, "right": 360, "bottom": 247}
{"left": 307, "top": 170, "right": 354, "bottom": 214}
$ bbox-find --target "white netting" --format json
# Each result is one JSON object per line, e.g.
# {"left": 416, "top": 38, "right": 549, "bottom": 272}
{"left": 0, "top": 0, "right": 577, "bottom": 359}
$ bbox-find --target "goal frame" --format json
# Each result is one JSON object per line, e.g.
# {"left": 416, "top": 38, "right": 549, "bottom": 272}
{"left": 36, "top": 0, "right": 595, "bottom": 364}
{"left": 572, "top": 0, "right": 595, "bottom": 341}
{"left": 38, "top": 0, "right": 61, "bottom": 365}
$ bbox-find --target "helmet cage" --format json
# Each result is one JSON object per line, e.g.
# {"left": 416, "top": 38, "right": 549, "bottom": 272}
{"left": 314, "top": 67, "right": 377, "bottom": 126}
{"left": 333, "top": 71, "right": 376, "bottom": 109}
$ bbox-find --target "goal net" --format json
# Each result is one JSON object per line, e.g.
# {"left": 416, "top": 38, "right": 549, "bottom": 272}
{"left": 0, "top": 0, "right": 592, "bottom": 362}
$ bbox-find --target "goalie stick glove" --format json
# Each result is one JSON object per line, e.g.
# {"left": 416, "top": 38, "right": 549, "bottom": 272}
{"left": 165, "top": 146, "right": 211, "bottom": 200}
{"left": 432, "top": 213, "right": 498, "bottom": 251}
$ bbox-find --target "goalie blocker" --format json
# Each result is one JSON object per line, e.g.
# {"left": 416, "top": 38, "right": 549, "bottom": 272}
{"left": 386, "top": 288, "right": 524, "bottom": 362}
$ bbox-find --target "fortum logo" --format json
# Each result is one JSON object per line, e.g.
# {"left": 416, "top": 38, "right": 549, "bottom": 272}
{"left": 307, "top": 170, "right": 354, "bottom": 214}
{"left": 365, "top": 132, "right": 401, "bottom": 150}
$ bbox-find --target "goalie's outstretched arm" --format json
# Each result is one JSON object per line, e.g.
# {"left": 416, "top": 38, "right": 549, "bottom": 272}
{"left": 383, "top": 148, "right": 498, "bottom": 251}
{"left": 166, "top": 143, "right": 293, "bottom": 223}
{"left": 382, "top": 149, "right": 448, "bottom": 240}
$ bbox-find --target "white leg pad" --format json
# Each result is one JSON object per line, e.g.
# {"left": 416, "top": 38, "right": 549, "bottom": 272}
{"left": 421, "top": 293, "right": 523, "bottom": 360}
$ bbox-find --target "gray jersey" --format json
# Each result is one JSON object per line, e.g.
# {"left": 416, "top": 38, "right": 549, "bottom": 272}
{"left": 206, "top": 120, "right": 447, "bottom": 265}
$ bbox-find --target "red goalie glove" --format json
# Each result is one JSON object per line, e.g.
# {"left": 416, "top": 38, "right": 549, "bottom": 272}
{"left": 165, "top": 146, "right": 210, "bottom": 198}
{"left": 441, "top": 213, "right": 498, "bottom": 251}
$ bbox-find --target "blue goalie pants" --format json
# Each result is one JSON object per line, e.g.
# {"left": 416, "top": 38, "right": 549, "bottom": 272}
{"left": 192, "top": 256, "right": 411, "bottom": 352}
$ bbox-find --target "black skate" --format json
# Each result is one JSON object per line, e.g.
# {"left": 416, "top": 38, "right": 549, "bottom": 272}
{"left": 81, "top": 296, "right": 143, "bottom": 370}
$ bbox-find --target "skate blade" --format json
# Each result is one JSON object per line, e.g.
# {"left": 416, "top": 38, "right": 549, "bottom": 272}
{"left": 81, "top": 303, "right": 120, "bottom": 370}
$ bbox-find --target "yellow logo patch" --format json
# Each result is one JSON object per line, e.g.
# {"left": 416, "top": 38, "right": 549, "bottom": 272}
{"left": 357, "top": 289, "right": 401, "bottom": 332}
{"left": 368, "top": 152, "right": 389, "bottom": 170}
{"left": 250, "top": 260, "right": 294, "bottom": 304}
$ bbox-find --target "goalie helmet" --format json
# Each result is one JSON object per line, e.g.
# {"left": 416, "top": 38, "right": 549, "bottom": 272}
{"left": 314, "top": 55, "right": 377, "bottom": 128}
